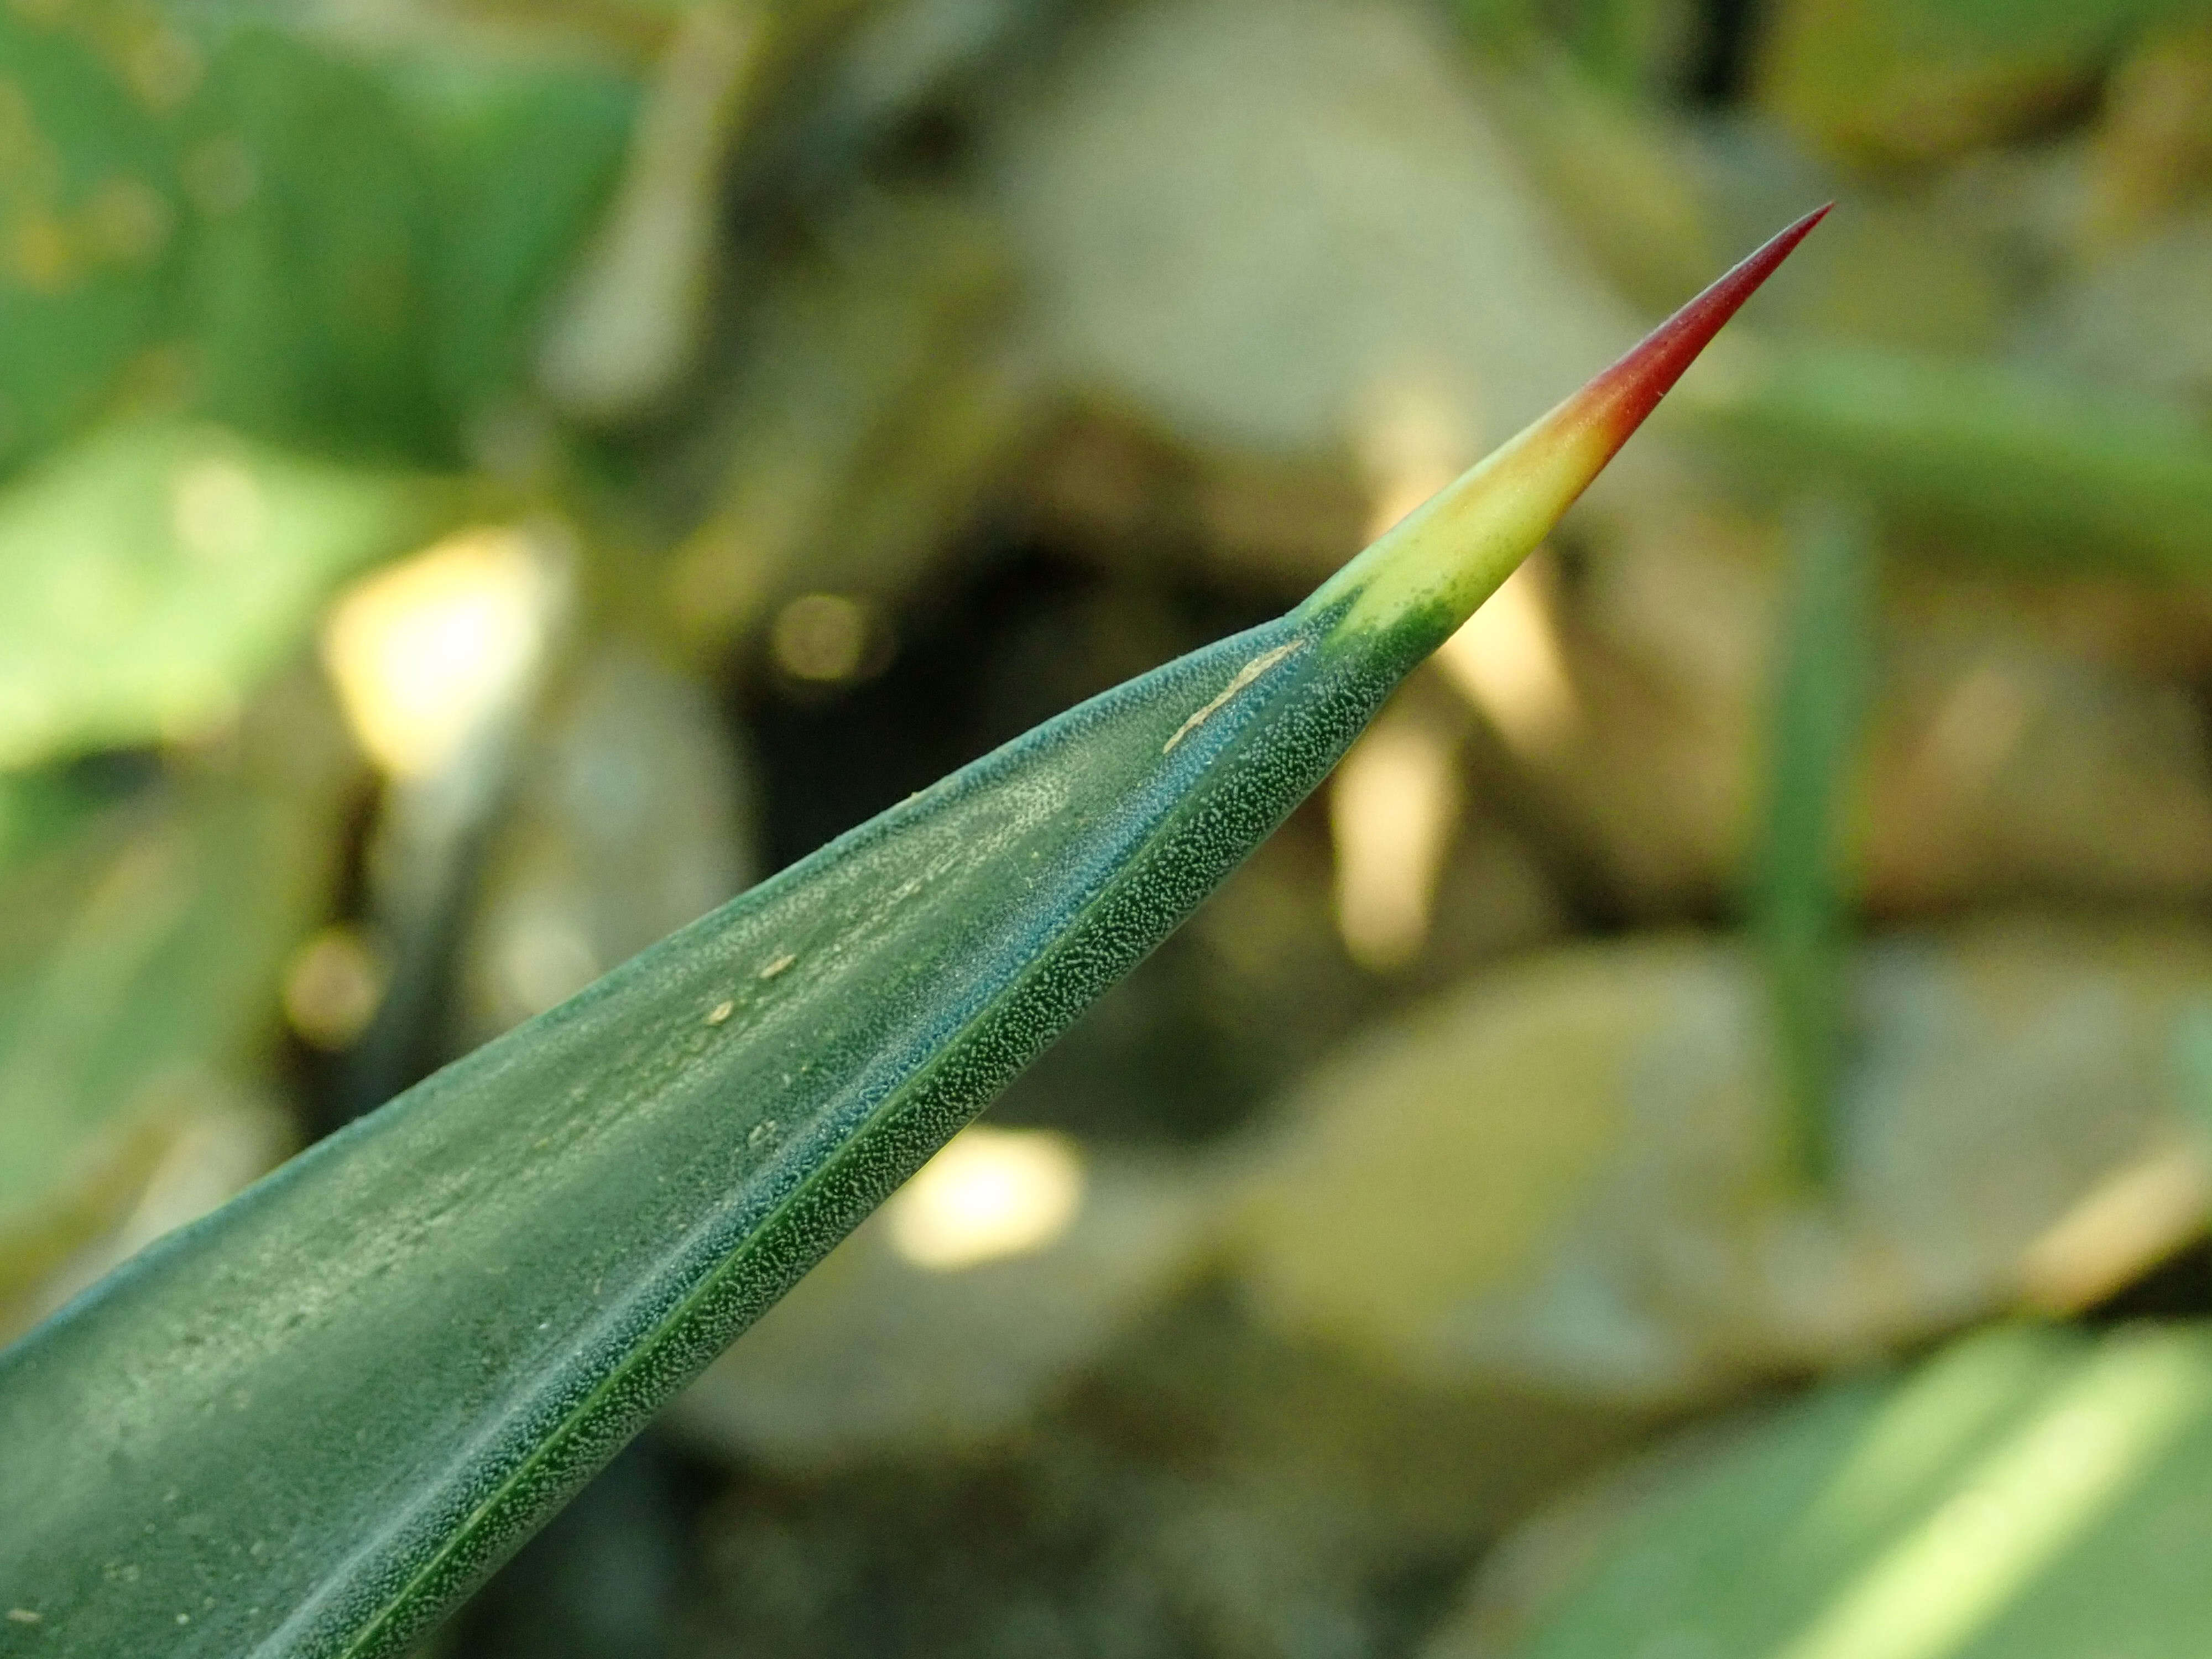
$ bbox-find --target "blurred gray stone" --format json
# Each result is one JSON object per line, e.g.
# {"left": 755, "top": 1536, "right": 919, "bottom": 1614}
{"left": 455, "top": 645, "right": 756, "bottom": 1051}
{"left": 1232, "top": 916, "right": 2212, "bottom": 1409}
{"left": 666, "top": 1140, "right": 1214, "bottom": 1472}
{"left": 979, "top": 0, "right": 1642, "bottom": 585}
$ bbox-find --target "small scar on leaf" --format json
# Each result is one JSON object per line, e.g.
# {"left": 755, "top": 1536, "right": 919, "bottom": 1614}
{"left": 759, "top": 952, "right": 796, "bottom": 979}
{"left": 705, "top": 1000, "right": 735, "bottom": 1025}
{"left": 1162, "top": 643, "right": 1300, "bottom": 754}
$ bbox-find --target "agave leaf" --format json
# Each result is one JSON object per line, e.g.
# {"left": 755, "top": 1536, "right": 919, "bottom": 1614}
{"left": 0, "top": 210, "right": 1824, "bottom": 1656}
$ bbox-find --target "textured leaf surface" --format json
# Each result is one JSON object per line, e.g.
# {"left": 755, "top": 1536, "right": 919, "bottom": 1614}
{"left": 0, "top": 213, "right": 1824, "bottom": 1657}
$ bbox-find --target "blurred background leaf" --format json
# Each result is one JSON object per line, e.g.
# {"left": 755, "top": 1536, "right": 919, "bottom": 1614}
{"left": 179, "top": 24, "right": 441, "bottom": 457}
{"left": 0, "top": 418, "right": 450, "bottom": 768}
{"left": 389, "top": 45, "right": 640, "bottom": 432}
{"left": 1429, "top": 1322, "right": 2212, "bottom": 1659}
{"left": 1674, "top": 340, "right": 2212, "bottom": 578}
{"left": 0, "top": 670, "right": 356, "bottom": 1342}
{"left": 1750, "top": 497, "right": 1874, "bottom": 1186}
{"left": 0, "top": 3, "right": 186, "bottom": 476}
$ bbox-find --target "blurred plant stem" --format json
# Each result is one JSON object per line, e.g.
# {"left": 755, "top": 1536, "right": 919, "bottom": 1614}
{"left": 1673, "top": 340, "right": 2212, "bottom": 578}
{"left": 1752, "top": 497, "right": 1875, "bottom": 1191}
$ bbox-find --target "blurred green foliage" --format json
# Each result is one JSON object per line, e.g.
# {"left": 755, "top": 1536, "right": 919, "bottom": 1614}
{"left": 184, "top": 27, "right": 444, "bottom": 455}
{"left": 393, "top": 51, "right": 638, "bottom": 428}
{"left": 0, "top": 5, "right": 181, "bottom": 473}
{"left": 1678, "top": 341, "right": 2212, "bottom": 578}
{"left": 0, "top": 8, "right": 638, "bottom": 471}
{"left": 0, "top": 419, "right": 445, "bottom": 766}
{"left": 1505, "top": 1322, "right": 2212, "bottom": 1659}
{"left": 0, "top": 7, "right": 639, "bottom": 786}
{"left": 0, "top": 758, "right": 332, "bottom": 1319}
{"left": 0, "top": 0, "right": 643, "bottom": 1366}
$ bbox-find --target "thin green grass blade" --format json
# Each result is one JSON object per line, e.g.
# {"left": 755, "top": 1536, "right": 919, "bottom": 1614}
{"left": 1675, "top": 339, "right": 2212, "bottom": 578}
{"left": 0, "top": 212, "right": 1826, "bottom": 1658}
{"left": 1751, "top": 497, "right": 1875, "bottom": 1187}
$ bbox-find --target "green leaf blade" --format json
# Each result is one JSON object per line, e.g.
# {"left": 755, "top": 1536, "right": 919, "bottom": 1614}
{"left": 0, "top": 607, "right": 1405, "bottom": 1655}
